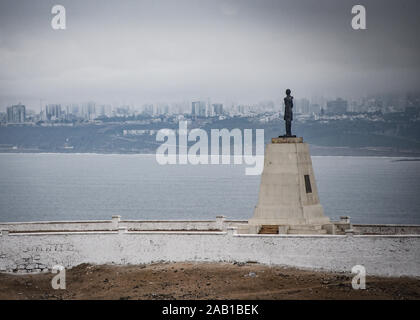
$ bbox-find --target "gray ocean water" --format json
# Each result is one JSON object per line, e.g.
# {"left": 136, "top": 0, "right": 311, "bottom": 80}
{"left": 0, "top": 153, "right": 419, "bottom": 224}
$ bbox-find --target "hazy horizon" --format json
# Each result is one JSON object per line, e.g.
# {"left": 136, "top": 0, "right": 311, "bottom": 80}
{"left": 1, "top": 0, "right": 419, "bottom": 111}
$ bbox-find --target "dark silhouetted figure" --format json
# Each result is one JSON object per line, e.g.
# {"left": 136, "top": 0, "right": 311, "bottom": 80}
{"left": 284, "top": 89, "right": 294, "bottom": 136}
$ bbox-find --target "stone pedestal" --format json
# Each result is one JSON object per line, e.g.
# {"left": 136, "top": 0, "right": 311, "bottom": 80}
{"left": 248, "top": 137, "right": 332, "bottom": 234}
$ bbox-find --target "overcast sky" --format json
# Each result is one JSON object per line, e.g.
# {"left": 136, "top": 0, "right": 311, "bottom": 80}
{"left": 0, "top": 0, "right": 419, "bottom": 110}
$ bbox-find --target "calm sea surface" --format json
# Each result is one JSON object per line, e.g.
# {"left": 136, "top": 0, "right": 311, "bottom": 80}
{"left": 0, "top": 153, "right": 419, "bottom": 224}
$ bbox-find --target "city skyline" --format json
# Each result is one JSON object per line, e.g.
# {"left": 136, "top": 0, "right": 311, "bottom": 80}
{"left": 2, "top": 91, "right": 419, "bottom": 125}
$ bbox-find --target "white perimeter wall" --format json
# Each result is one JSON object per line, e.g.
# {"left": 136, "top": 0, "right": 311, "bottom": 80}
{"left": 1, "top": 229, "right": 420, "bottom": 277}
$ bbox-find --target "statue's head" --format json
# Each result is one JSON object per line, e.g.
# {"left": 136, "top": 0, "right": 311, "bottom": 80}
{"left": 286, "top": 89, "right": 291, "bottom": 95}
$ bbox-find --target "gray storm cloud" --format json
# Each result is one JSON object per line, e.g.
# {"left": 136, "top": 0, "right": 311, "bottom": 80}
{"left": 0, "top": 0, "right": 419, "bottom": 109}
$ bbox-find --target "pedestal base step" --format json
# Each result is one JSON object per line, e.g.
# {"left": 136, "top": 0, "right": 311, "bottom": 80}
{"left": 258, "top": 225, "right": 279, "bottom": 234}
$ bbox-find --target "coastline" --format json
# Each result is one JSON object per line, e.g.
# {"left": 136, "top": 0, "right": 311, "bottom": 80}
{"left": 1, "top": 151, "right": 420, "bottom": 158}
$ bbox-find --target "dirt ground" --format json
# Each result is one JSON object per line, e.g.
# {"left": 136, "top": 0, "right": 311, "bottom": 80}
{"left": 0, "top": 262, "right": 419, "bottom": 300}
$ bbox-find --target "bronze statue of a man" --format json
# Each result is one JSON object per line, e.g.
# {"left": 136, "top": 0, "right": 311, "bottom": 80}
{"left": 284, "top": 89, "right": 294, "bottom": 136}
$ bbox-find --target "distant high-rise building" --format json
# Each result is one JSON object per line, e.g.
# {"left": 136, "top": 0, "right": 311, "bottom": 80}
{"left": 45, "top": 104, "right": 62, "bottom": 120}
{"left": 327, "top": 98, "right": 348, "bottom": 115}
{"left": 80, "top": 102, "right": 96, "bottom": 120}
{"left": 0, "top": 112, "right": 6, "bottom": 123}
{"left": 295, "top": 98, "right": 310, "bottom": 114}
{"left": 97, "top": 105, "right": 106, "bottom": 117}
{"left": 71, "top": 105, "right": 80, "bottom": 116}
{"left": 192, "top": 101, "right": 206, "bottom": 117}
{"left": 87, "top": 102, "right": 96, "bottom": 120}
{"left": 191, "top": 102, "right": 197, "bottom": 116}
{"left": 163, "top": 105, "right": 169, "bottom": 115}
{"left": 7, "top": 104, "right": 26, "bottom": 123}
{"left": 237, "top": 105, "right": 246, "bottom": 114}
{"left": 142, "top": 104, "right": 153, "bottom": 115}
{"left": 212, "top": 103, "right": 223, "bottom": 115}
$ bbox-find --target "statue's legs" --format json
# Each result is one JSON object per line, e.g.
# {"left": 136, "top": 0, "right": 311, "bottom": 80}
{"left": 285, "top": 120, "right": 292, "bottom": 136}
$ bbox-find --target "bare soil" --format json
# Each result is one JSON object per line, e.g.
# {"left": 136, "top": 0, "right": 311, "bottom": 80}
{"left": 0, "top": 262, "right": 419, "bottom": 300}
